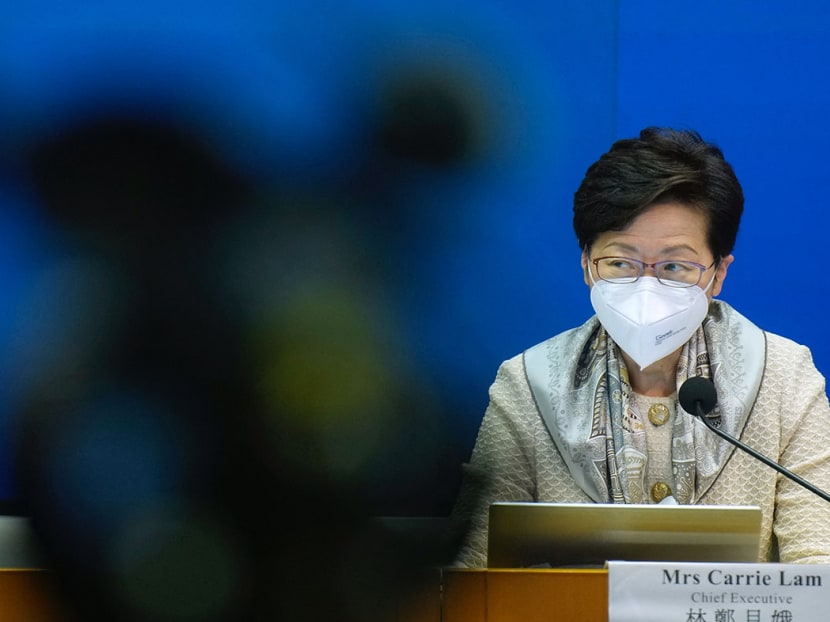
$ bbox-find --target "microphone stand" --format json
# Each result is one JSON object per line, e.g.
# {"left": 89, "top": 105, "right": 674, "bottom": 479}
{"left": 693, "top": 402, "right": 830, "bottom": 504}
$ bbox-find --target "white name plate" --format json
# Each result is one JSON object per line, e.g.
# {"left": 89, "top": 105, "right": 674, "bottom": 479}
{"left": 608, "top": 561, "right": 830, "bottom": 622}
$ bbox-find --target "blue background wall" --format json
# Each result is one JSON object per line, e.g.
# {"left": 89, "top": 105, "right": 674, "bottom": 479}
{"left": 2, "top": 1, "right": 830, "bottom": 514}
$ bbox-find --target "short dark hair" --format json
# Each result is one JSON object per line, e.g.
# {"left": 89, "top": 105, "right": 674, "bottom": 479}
{"left": 573, "top": 127, "right": 744, "bottom": 259}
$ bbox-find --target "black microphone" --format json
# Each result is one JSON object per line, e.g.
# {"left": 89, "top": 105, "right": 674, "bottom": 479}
{"left": 678, "top": 376, "right": 830, "bottom": 504}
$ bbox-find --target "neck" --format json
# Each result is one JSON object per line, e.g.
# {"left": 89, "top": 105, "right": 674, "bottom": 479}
{"left": 622, "top": 350, "right": 680, "bottom": 397}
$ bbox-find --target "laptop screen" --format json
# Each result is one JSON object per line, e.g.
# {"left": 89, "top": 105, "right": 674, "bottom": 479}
{"left": 487, "top": 502, "right": 762, "bottom": 568}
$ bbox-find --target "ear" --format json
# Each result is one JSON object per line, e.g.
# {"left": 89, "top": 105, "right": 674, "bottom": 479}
{"left": 711, "top": 254, "right": 734, "bottom": 297}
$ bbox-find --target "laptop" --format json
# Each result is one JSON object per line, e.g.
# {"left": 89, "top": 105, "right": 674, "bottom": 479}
{"left": 487, "top": 502, "right": 762, "bottom": 568}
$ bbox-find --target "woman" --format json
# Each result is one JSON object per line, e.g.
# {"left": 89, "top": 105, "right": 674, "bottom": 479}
{"left": 452, "top": 127, "right": 830, "bottom": 566}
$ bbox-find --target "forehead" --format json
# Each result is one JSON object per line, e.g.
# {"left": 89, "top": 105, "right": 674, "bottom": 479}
{"left": 591, "top": 202, "right": 709, "bottom": 257}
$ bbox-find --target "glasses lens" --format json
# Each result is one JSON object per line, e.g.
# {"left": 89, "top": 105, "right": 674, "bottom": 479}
{"left": 655, "top": 261, "right": 702, "bottom": 287}
{"left": 594, "top": 257, "right": 640, "bottom": 283}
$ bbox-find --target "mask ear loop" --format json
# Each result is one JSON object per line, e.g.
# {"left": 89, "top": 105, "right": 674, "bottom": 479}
{"left": 700, "top": 257, "right": 721, "bottom": 293}
{"left": 586, "top": 260, "right": 598, "bottom": 286}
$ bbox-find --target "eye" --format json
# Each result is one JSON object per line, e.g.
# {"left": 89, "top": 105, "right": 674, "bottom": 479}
{"left": 605, "top": 258, "right": 638, "bottom": 270}
{"left": 656, "top": 260, "right": 703, "bottom": 286}
{"left": 661, "top": 261, "right": 693, "bottom": 274}
{"left": 595, "top": 257, "right": 641, "bottom": 280}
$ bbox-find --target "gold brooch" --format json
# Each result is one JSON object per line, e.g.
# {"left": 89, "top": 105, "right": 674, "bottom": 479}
{"left": 651, "top": 481, "right": 672, "bottom": 503}
{"left": 647, "top": 403, "right": 670, "bottom": 426}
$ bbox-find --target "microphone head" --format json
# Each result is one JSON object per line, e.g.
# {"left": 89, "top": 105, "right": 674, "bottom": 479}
{"left": 678, "top": 376, "right": 718, "bottom": 416}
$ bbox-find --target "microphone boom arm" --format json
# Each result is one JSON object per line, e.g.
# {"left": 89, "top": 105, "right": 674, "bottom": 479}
{"left": 694, "top": 403, "right": 830, "bottom": 504}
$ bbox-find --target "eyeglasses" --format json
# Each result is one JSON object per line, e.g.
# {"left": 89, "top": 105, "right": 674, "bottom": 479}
{"left": 591, "top": 256, "right": 718, "bottom": 288}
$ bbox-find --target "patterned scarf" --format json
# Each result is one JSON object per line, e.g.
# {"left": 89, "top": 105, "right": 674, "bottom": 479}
{"left": 588, "top": 324, "right": 713, "bottom": 504}
{"left": 524, "top": 301, "right": 766, "bottom": 505}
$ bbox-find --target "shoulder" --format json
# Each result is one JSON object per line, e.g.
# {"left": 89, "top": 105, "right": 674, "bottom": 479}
{"left": 488, "top": 317, "right": 599, "bottom": 407}
{"left": 522, "top": 316, "right": 601, "bottom": 374}
{"left": 490, "top": 353, "right": 526, "bottom": 394}
{"left": 711, "top": 301, "right": 823, "bottom": 393}
{"left": 751, "top": 328, "right": 827, "bottom": 439}
{"left": 712, "top": 300, "right": 814, "bottom": 367}
{"left": 524, "top": 317, "right": 601, "bottom": 356}
{"left": 764, "top": 330, "right": 814, "bottom": 363}
{"left": 760, "top": 326, "right": 821, "bottom": 385}
{"left": 492, "top": 317, "right": 599, "bottom": 381}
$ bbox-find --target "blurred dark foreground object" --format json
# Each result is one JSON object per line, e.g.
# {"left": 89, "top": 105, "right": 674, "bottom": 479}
{"left": 12, "top": 115, "right": 468, "bottom": 621}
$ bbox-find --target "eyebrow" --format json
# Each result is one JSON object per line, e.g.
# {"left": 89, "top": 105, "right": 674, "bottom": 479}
{"left": 601, "top": 242, "right": 700, "bottom": 256}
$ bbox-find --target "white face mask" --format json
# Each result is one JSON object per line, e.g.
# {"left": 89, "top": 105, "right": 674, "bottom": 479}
{"left": 589, "top": 271, "right": 715, "bottom": 370}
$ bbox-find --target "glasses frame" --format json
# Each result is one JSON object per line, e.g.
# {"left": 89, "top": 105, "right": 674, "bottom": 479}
{"left": 591, "top": 256, "right": 718, "bottom": 288}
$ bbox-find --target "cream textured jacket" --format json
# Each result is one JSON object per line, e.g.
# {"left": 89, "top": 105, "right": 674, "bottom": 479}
{"left": 453, "top": 304, "right": 830, "bottom": 567}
